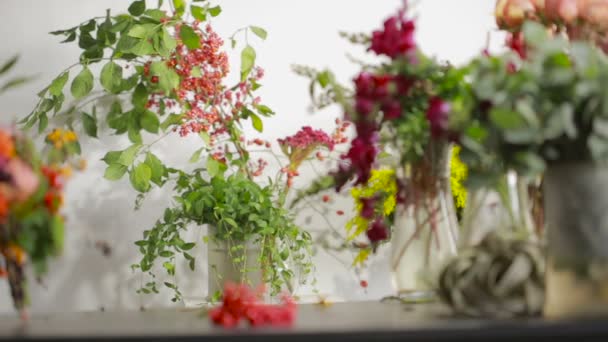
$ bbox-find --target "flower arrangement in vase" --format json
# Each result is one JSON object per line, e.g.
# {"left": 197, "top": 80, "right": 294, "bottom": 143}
{"left": 18, "top": 0, "right": 343, "bottom": 303}
{"left": 453, "top": 7, "right": 608, "bottom": 315}
{"left": 295, "top": 3, "right": 470, "bottom": 301}
{"left": 0, "top": 128, "right": 70, "bottom": 318}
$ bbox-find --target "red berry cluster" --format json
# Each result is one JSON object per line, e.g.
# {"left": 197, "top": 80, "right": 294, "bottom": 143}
{"left": 209, "top": 283, "right": 297, "bottom": 328}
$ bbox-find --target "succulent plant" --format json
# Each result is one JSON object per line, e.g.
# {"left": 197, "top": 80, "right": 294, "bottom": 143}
{"left": 438, "top": 233, "right": 545, "bottom": 318}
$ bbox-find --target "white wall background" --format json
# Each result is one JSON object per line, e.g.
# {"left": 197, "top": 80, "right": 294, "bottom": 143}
{"left": 0, "top": 0, "right": 503, "bottom": 314}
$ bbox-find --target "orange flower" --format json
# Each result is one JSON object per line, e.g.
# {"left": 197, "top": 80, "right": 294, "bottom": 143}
{"left": 0, "top": 131, "right": 15, "bottom": 159}
{"left": 0, "top": 195, "right": 8, "bottom": 220}
{"left": 3, "top": 243, "right": 27, "bottom": 265}
{"left": 44, "top": 192, "right": 63, "bottom": 213}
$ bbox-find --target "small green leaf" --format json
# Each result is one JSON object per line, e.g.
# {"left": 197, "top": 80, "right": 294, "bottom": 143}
{"left": 208, "top": 5, "right": 222, "bottom": 17}
{"left": 49, "top": 72, "right": 69, "bottom": 97}
{"left": 191, "top": 5, "right": 207, "bottom": 21}
{"left": 70, "top": 67, "right": 94, "bottom": 99}
{"left": 161, "top": 27, "right": 177, "bottom": 55}
{"left": 145, "top": 152, "right": 165, "bottom": 185}
{"left": 132, "top": 83, "right": 148, "bottom": 109}
{"left": 249, "top": 26, "right": 267, "bottom": 40}
{"left": 128, "top": 0, "right": 146, "bottom": 16}
{"left": 131, "top": 39, "right": 155, "bottom": 56}
{"left": 240, "top": 45, "right": 256, "bottom": 81}
{"left": 119, "top": 144, "right": 142, "bottom": 166}
{"left": 130, "top": 163, "right": 152, "bottom": 192}
{"left": 199, "top": 131, "right": 210, "bottom": 145}
{"left": 140, "top": 110, "right": 160, "bottom": 133}
{"left": 102, "top": 151, "right": 122, "bottom": 165}
{"left": 0, "top": 55, "right": 18, "bottom": 75}
{"left": 189, "top": 147, "right": 204, "bottom": 163}
{"left": 173, "top": 0, "right": 186, "bottom": 17}
{"left": 206, "top": 155, "right": 226, "bottom": 178}
{"left": 160, "top": 113, "right": 183, "bottom": 131}
{"left": 100, "top": 61, "right": 123, "bottom": 93}
{"left": 150, "top": 61, "right": 180, "bottom": 93}
{"left": 104, "top": 163, "right": 128, "bottom": 180}
{"left": 489, "top": 108, "right": 527, "bottom": 130}
{"left": 38, "top": 113, "right": 48, "bottom": 134}
{"left": 250, "top": 112, "right": 263, "bottom": 132}
{"left": 82, "top": 112, "right": 98, "bottom": 138}
{"left": 180, "top": 25, "right": 201, "bottom": 50}
{"left": 256, "top": 104, "right": 274, "bottom": 116}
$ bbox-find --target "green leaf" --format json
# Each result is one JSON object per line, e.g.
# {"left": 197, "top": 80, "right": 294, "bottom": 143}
{"left": 145, "top": 9, "right": 166, "bottom": 21}
{"left": 70, "top": 67, "right": 94, "bottom": 99}
{"left": 161, "top": 27, "right": 177, "bottom": 56}
{"left": 256, "top": 104, "right": 274, "bottom": 116}
{"left": 100, "top": 61, "right": 123, "bottom": 93}
{"left": 150, "top": 61, "right": 180, "bottom": 93}
{"left": 82, "top": 112, "right": 98, "bottom": 138}
{"left": 199, "top": 131, "right": 210, "bottom": 145}
{"left": 145, "top": 152, "right": 165, "bottom": 185}
{"left": 250, "top": 26, "right": 267, "bottom": 40}
{"left": 522, "top": 21, "right": 547, "bottom": 47}
{"left": 206, "top": 155, "right": 226, "bottom": 178}
{"left": 250, "top": 112, "right": 263, "bottom": 132}
{"left": 489, "top": 108, "right": 527, "bottom": 130}
{"left": 102, "top": 151, "right": 122, "bottom": 164}
{"left": 49, "top": 72, "right": 69, "bottom": 97}
{"left": 119, "top": 144, "right": 142, "bottom": 166}
{"left": 240, "top": 45, "right": 256, "bottom": 81}
{"left": 104, "top": 163, "right": 128, "bottom": 180}
{"left": 191, "top": 5, "right": 207, "bottom": 21}
{"left": 0, "top": 55, "right": 18, "bottom": 75}
{"left": 317, "top": 71, "right": 332, "bottom": 88}
{"left": 180, "top": 25, "right": 201, "bottom": 50}
{"left": 38, "top": 113, "right": 48, "bottom": 134}
{"left": 208, "top": 5, "right": 222, "bottom": 17}
{"left": 140, "top": 110, "right": 160, "bottom": 133}
{"left": 130, "top": 163, "right": 152, "bottom": 192}
{"left": 160, "top": 113, "right": 183, "bottom": 131}
{"left": 131, "top": 39, "right": 155, "bottom": 56}
{"left": 128, "top": 0, "right": 146, "bottom": 16}
{"left": 132, "top": 83, "right": 148, "bottom": 109}
{"left": 50, "top": 215, "right": 65, "bottom": 255}
{"left": 128, "top": 24, "right": 153, "bottom": 39}
{"left": 173, "top": 0, "right": 186, "bottom": 17}
{"left": 189, "top": 147, "right": 204, "bottom": 163}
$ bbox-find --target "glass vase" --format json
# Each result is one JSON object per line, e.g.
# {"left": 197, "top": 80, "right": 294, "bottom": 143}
{"left": 544, "top": 163, "right": 608, "bottom": 318}
{"left": 390, "top": 142, "right": 459, "bottom": 301}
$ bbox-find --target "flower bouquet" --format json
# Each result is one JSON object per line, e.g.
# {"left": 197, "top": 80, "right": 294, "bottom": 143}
{"left": 0, "top": 129, "right": 68, "bottom": 317}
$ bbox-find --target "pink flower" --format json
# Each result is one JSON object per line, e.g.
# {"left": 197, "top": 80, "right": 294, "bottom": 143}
{"left": 5, "top": 159, "right": 39, "bottom": 203}
{"left": 360, "top": 197, "right": 376, "bottom": 219}
{"left": 382, "top": 100, "right": 402, "bottom": 120}
{"left": 426, "top": 97, "right": 451, "bottom": 138}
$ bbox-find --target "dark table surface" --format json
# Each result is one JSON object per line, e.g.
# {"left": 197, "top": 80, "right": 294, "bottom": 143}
{"left": 1, "top": 301, "right": 607, "bottom": 341}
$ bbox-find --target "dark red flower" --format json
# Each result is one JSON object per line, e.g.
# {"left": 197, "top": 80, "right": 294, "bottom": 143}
{"left": 506, "top": 31, "right": 527, "bottom": 59}
{"left": 366, "top": 218, "right": 389, "bottom": 243}
{"left": 360, "top": 197, "right": 376, "bottom": 219}
{"left": 346, "top": 137, "right": 378, "bottom": 185}
{"left": 370, "top": 15, "right": 417, "bottom": 59}
{"left": 381, "top": 100, "right": 402, "bottom": 120}
{"left": 426, "top": 97, "right": 451, "bottom": 138}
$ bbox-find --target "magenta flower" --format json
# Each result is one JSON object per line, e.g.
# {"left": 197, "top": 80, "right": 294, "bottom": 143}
{"left": 360, "top": 197, "right": 377, "bottom": 219}
{"left": 426, "top": 96, "right": 451, "bottom": 138}
{"left": 382, "top": 100, "right": 402, "bottom": 120}
{"left": 370, "top": 15, "right": 416, "bottom": 59}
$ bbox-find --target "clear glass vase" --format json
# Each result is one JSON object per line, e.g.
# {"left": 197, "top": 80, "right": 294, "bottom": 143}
{"left": 390, "top": 142, "right": 459, "bottom": 302}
